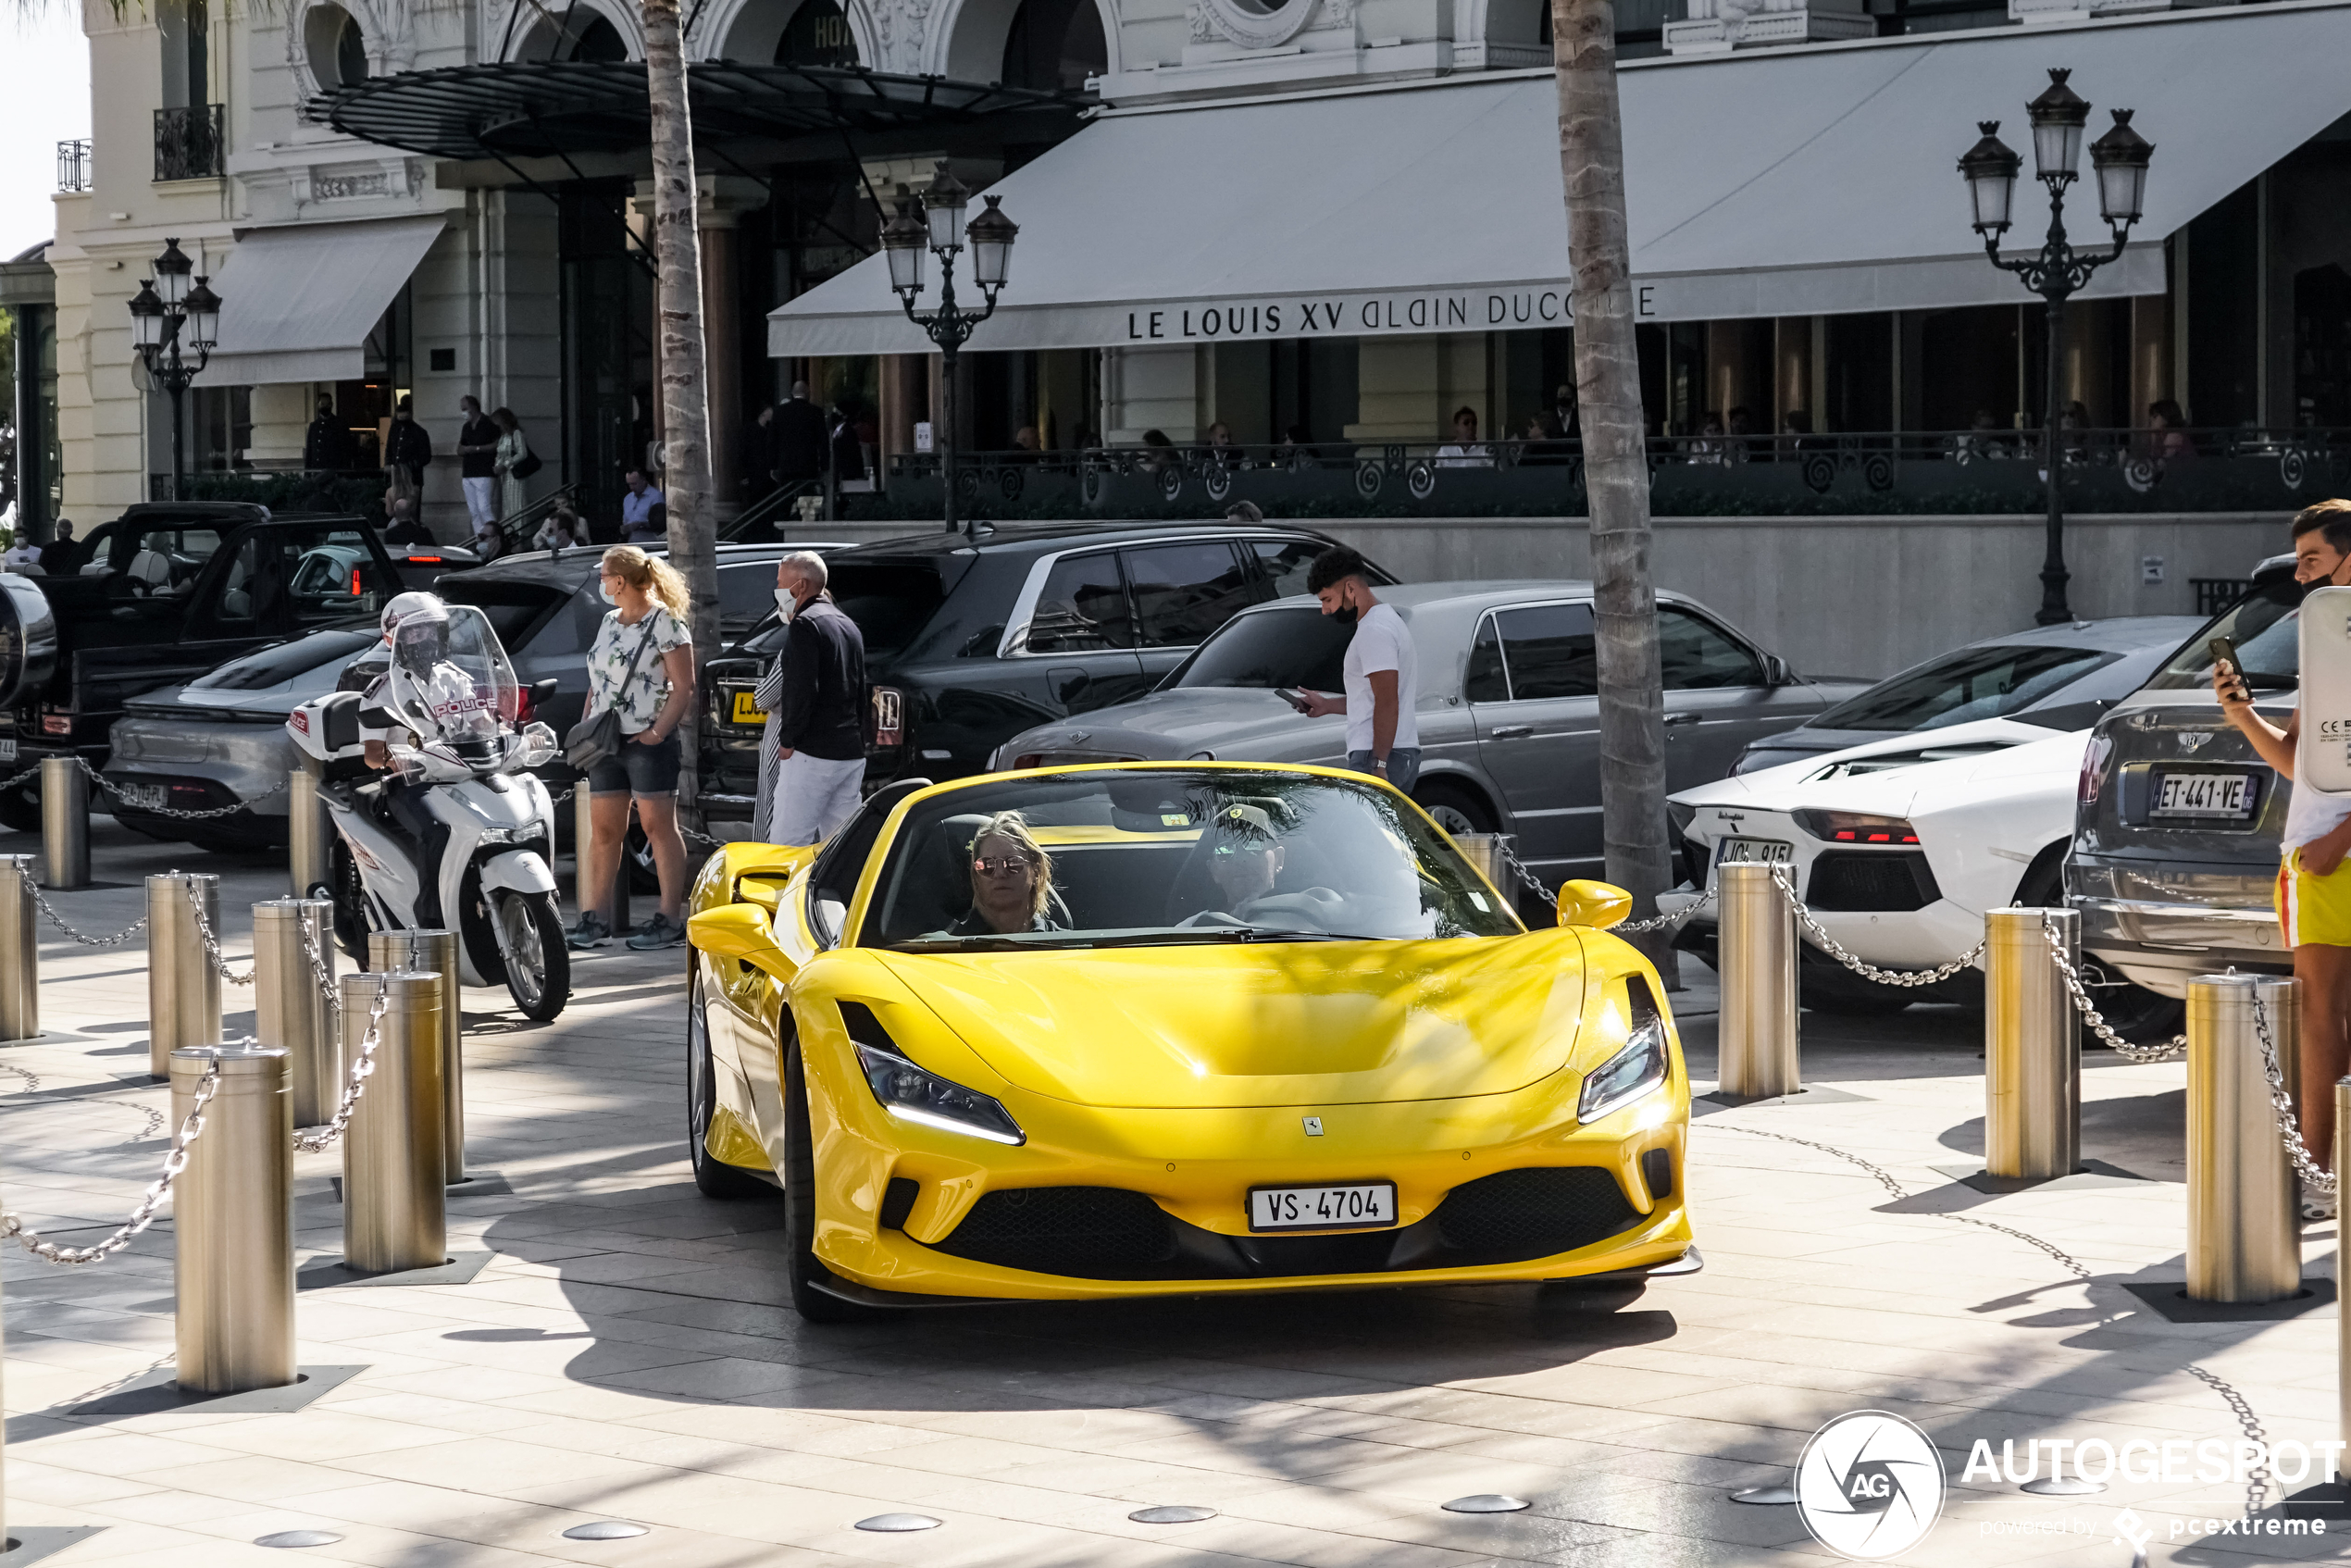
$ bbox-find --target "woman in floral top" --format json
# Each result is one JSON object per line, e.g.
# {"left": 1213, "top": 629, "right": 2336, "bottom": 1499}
{"left": 569, "top": 545, "right": 696, "bottom": 952}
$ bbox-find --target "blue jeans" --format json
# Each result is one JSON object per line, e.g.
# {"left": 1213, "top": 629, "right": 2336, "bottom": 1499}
{"left": 1347, "top": 748, "right": 1421, "bottom": 795}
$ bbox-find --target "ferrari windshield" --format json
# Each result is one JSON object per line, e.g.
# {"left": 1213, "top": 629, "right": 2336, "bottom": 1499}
{"left": 863, "top": 768, "right": 1521, "bottom": 950}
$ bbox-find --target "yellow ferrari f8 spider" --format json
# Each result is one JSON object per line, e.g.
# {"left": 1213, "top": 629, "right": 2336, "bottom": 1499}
{"left": 683, "top": 763, "right": 1695, "bottom": 1320}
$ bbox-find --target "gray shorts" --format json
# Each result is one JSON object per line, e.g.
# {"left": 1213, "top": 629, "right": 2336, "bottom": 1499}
{"left": 588, "top": 729, "right": 680, "bottom": 796}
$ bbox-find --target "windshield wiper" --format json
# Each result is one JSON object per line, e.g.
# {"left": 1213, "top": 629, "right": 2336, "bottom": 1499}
{"left": 882, "top": 926, "right": 1388, "bottom": 953}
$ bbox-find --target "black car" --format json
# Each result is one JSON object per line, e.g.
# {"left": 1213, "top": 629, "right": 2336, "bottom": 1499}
{"left": 698, "top": 522, "right": 1389, "bottom": 820}
{"left": 1729, "top": 616, "right": 2206, "bottom": 776}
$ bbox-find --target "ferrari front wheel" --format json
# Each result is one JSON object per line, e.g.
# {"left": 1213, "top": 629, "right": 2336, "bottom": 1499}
{"left": 782, "top": 1026, "right": 876, "bottom": 1323}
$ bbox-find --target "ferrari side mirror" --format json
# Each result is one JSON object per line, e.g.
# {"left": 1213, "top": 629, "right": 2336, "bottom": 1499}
{"left": 689, "top": 903, "right": 784, "bottom": 970}
{"left": 1556, "top": 879, "right": 1634, "bottom": 929}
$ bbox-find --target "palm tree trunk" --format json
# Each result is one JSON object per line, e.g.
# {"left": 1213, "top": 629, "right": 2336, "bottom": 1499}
{"left": 1553, "top": 0, "right": 1672, "bottom": 967}
{"left": 642, "top": 0, "right": 719, "bottom": 831}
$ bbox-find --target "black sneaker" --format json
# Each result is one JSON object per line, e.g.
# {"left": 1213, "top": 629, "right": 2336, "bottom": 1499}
{"left": 627, "top": 913, "right": 687, "bottom": 951}
{"left": 566, "top": 913, "right": 612, "bottom": 951}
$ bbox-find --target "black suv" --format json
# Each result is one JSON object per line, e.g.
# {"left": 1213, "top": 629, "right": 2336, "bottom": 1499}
{"left": 699, "top": 522, "right": 1388, "bottom": 819}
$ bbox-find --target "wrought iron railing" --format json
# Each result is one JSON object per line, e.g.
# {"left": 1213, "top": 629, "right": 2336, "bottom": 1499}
{"left": 870, "top": 426, "right": 2351, "bottom": 521}
{"left": 153, "top": 106, "right": 223, "bottom": 182}
{"left": 56, "top": 140, "right": 89, "bottom": 193}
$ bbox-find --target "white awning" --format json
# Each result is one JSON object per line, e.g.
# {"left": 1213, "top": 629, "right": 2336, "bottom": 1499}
{"left": 199, "top": 217, "right": 444, "bottom": 385}
{"left": 771, "top": 0, "right": 2351, "bottom": 355}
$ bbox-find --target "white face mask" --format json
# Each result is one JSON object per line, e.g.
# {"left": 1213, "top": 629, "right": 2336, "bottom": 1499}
{"left": 774, "top": 588, "right": 798, "bottom": 621}
{"left": 601, "top": 583, "right": 620, "bottom": 605}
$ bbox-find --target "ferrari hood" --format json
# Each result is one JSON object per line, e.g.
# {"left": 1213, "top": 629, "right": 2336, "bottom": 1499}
{"left": 876, "top": 936, "right": 1591, "bottom": 1109}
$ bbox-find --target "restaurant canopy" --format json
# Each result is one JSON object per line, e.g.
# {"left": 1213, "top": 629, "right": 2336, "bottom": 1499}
{"left": 199, "top": 216, "right": 444, "bottom": 385}
{"left": 318, "top": 60, "right": 1088, "bottom": 165}
{"left": 770, "top": 0, "right": 2351, "bottom": 355}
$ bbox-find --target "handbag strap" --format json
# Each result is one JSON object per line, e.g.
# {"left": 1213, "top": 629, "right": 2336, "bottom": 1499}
{"left": 603, "top": 614, "right": 662, "bottom": 715}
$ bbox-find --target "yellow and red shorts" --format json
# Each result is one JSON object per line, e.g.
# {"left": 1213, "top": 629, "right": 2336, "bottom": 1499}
{"left": 2277, "top": 848, "right": 2351, "bottom": 947}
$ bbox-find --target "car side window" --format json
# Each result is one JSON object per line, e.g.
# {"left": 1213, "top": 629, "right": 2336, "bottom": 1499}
{"left": 1022, "top": 552, "right": 1134, "bottom": 653}
{"left": 1243, "top": 540, "right": 1323, "bottom": 601}
{"left": 1125, "top": 541, "right": 1252, "bottom": 648}
{"left": 1492, "top": 603, "right": 1597, "bottom": 700}
{"left": 1659, "top": 606, "right": 1765, "bottom": 690}
{"left": 1465, "top": 616, "right": 1510, "bottom": 703}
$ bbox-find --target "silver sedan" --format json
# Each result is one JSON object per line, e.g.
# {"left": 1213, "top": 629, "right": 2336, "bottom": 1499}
{"left": 990, "top": 580, "right": 1864, "bottom": 890}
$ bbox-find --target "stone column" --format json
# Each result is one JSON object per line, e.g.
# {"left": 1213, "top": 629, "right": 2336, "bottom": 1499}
{"left": 696, "top": 176, "right": 766, "bottom": 518}
{"left": 245, "top": 384, "right": 313, "bottom": 468}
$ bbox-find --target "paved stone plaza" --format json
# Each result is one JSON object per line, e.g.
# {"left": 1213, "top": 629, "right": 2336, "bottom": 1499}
{"left": 0, "top": 821, "right": 2343, "bottom": 1567}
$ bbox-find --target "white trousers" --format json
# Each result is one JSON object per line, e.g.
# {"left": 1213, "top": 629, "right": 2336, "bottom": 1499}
{"left": 462, "top": 476, "right": 497, "bottom": 528}
{"left": 766, "top": 752, "right": 865, "bottom": 846}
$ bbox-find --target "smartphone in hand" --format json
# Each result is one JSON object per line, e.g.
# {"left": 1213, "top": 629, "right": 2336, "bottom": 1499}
{"left": 1275, "top": 688, "right": 1314, "bottom": 714}
{"left": 2210, "top": 636, "right": 2249, "bottom": 703}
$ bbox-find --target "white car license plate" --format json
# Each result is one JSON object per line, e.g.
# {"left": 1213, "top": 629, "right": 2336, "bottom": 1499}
{"left": 1715, "top": 836, "right": 1794, "bottom": 866}
{"left": 0, "top": 738, "right": 16, "bottom": 763}
{"left": 1248, "top": 1182, "right": 1396, "bottom": 1232}
{"left": 2153, "top": 772, "right": 2254, "bottom": 821}
{"left": 118, "top": 783, "right": 168, "bottom": 811}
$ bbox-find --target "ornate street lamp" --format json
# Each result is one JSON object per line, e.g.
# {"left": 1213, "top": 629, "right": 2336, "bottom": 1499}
{"left": 131, "top": 237, "right": 220, "bottom": 502}
{"left": 1960, "top": 69, "right": 2153, "bottom": 625}
{"left": 886, "top": 163, "right": 1018, "bottom": 536}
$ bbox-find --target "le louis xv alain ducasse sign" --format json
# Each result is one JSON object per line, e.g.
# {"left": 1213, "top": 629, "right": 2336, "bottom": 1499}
{"left": 1119, "top": 284, "right": 1666, "bottom": 342}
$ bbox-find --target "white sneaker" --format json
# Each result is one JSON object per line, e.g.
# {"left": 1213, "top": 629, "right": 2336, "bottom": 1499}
{"left": 2301, "top": 1182, "right": 2336, "bottom": 1223}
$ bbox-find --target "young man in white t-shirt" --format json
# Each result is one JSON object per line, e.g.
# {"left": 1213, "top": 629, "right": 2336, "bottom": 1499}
{"left": 2216, "top": 499, "right": 2351, "bottom": 1220}
{"left": 1299, "top": 547, "right": 1419, "bottom": 793}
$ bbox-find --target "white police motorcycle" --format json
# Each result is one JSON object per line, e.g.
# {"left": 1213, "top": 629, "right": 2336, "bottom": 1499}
{"left": 285, "top": 602, "right": 570, "bottom": 1021}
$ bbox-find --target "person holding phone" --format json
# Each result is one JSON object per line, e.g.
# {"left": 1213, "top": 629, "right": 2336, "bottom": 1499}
{"left": 2216, "top": 498, "right": 2351, "bottom": 1219}
{"left": 1297, "top": 547, "right": 1419, "bottom": 794}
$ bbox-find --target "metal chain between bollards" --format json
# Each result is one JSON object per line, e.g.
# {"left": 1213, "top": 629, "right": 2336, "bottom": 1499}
{"left": 2038, "top": 916, "right": 2187, "bottom": 1063}
{"left": 1766, "top": 863, "right": 1986, "bottom": 988}
{"left": 292, "top": 989, "right": 389, "bottom": 1153}
{"left": 296, "top": 907, "right": 342, "bottom": 1019}
{"left": 28, "top": 881, "right": 146, "bottom": 946}
{"left": 2251, "top": 995, "right": 2335, "bottom": 1197}
{"left": 0, "top": 1055, "right": 222, "bottom": 1264}
{"left": 185, "top": 881, "right": 255, "bottom": 987}
{"left": 74, "top": 757, "right": 287, "bottom": 820}
{"left": 1494, "top": 840, "right": 1715, "bottom": 935}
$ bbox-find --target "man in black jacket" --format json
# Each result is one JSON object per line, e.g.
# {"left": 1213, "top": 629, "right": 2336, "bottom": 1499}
{"left": 385, "top": 395, "right": 432, "bottom": 489}
{"left": 753, "top": 550, "right": 866, "bottom": 845}
{"left": 304, "top": 394, "right": 353, "bottom": 470}
{"left": 771, "top": 380, "right": 827, "bottom": 489}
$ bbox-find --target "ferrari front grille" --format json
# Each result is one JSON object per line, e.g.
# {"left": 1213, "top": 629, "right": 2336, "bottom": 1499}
{"left": 1430, "top": 1167, "right": 1640, "bottom": 1256}
{"left": 933, "top": 1186, "right": 1176, "bottom": 1274}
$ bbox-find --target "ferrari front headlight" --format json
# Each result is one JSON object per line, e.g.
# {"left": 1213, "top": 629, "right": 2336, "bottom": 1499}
{"left": 853, "top": 1040, "right": 1025, "bottom": 1146}
{"left": 1578, "top": 982, "right": 1670, "bottom": 1125}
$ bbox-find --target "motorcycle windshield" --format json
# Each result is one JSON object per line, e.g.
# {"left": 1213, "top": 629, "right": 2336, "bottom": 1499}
{"left": 386, "top": 604, "right": 521, "bottom": 745}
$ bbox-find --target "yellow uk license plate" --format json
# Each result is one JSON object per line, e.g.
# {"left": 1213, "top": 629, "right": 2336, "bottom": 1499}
{"left": 730, "top": 691, "right": 762, "bottom": 726}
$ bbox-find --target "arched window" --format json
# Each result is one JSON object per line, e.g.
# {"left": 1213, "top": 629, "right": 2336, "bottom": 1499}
{"left": 304, "top": 3, "right": 367, "bottom": 88}
{"left": 777, "top": 0, "right": 857, "bottom": 66}
{"left": 569, "top": 15, "right": 628, "bottom": 60}
{"left": 1000, "top": 0, "right": 1104, "bottom": 90}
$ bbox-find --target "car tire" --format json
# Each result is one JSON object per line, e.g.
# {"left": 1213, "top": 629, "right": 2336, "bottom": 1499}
{"left": 688, "top": 967, "right": 771, "bottom": 1201}
{"left": 0, "top": 786, "right": 37, "bottom": 833}
{"left": 782, "top": 1020, "right": 877, "bottom": 1324}
{"left": 1413, "top": 780, "right": 1498, "bottom": 838}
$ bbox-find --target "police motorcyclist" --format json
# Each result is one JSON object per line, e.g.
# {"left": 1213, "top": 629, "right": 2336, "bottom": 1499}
{"left": 352, "top": 591, "right": 499, "bottom": 922}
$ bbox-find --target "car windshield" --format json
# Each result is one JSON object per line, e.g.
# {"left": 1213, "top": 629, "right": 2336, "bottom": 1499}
{"left": 861, "top": 768, "right": 1521, "bottom": 951}
{"left": 744, "top": 558, "right": 946, "bottom": 658}
{"left": 1168, "top": 605, "right": 1351, "bottom": 691}
{"left": 1810, "top": 643, "right": 2119, "bottom": 731}
{"left": 2143, "top": 577, "right": 2302, "bottom": 691}
{"left": 188, "top": 628, "right": 376, "bottom": 691}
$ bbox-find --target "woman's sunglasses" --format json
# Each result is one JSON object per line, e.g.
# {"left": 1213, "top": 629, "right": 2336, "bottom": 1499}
{"left": 973, "top": 855, "right": 1036, "bottom": 877}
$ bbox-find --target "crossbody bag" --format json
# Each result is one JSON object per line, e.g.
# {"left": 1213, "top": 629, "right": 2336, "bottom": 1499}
{"left": 565, "top": 617, "right": 659, "bottom": 770}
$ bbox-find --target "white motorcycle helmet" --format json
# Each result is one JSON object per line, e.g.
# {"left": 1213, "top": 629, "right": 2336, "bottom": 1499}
{"left": 380, "top": 591, "right": 452, "bottom": 678}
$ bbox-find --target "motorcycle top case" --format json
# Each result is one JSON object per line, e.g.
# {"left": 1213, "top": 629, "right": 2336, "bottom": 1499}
{"left": 287, "top": 692, "right": 373, "bottom": 784}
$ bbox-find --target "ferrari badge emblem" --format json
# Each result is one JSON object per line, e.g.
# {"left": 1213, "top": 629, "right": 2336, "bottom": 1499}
{"left": 1302, "top": 1116, "right": 1325, "bottom": 1137}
